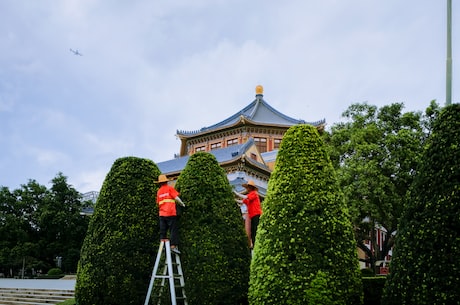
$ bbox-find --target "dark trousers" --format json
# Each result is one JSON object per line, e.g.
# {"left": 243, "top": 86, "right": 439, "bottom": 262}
{"left": 159, "top": 216, "right": 179, "bottom": 247}
{"left": 250, "top": 214, "right": 260, "bottom": 246}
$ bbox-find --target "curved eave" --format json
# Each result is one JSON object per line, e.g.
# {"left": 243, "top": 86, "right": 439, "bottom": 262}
{"left": 220, "top": 156, "right": 272, "bottom": 177}
{"left": 177, "top": 116, "right": 325, "bottom": 140}
{"left": 177, "top": 115, "right": 246, "bottom": 139}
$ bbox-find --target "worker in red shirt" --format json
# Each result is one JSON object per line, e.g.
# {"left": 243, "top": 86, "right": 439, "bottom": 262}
{"left": 156, "top": 174, "right": 185, "bottom": 254}
{"left": 234, "top": 180, "right": 262, "bottom": 249}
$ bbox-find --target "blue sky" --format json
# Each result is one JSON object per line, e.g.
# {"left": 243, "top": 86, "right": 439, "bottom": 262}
{"left": 0, "top": 1, "right": 458, "bottom": 193}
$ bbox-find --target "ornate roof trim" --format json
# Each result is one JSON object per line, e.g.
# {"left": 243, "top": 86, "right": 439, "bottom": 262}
{"left": 177, "top": 95, "right": 325, "bottom": 137}
{"left": 157, "top": 138, "right": 269, "bottom": 176}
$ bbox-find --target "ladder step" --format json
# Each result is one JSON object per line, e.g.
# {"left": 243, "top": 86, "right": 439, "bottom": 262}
{"left": 153, "top": 275, "right": 184, "bottom": 279}
{"left": 144, "top": 239, "right": 187, "bottom": 305}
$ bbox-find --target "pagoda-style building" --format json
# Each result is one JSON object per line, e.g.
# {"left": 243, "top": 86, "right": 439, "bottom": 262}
{"left": 157, "top": 85, "right": 326, "bottom": 196}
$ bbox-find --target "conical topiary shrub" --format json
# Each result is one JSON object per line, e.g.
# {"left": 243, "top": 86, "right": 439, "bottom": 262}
{"left": 175, "top": 152, "right": 251, "bottom": 305}
{"left": 382, "top": 104, "right": 460, "bottom": 304}
{"left": 249, "top": 124, "right": 362, "bottom": 305}
{"left": 75, "top": 156, "right": 161, "bottom": 305}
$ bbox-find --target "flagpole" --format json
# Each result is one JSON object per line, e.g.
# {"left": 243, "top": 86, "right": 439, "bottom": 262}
{"left": 446, "top": 0, "right": 452, "bottom": 105}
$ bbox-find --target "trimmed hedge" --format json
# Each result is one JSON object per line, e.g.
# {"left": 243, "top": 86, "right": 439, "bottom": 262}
{"left": 362, "top": 277, "right": 386, "bottom": 305}
{"left": 175, "top": 152, "right": 251, "bottom": 305}
{"left": 382, "top": 104, "right": 460, "bottom": 304}
{"left": 75, "top": 157, "right": 161, "bottom": 305}
{"left": 249, "top": 124, "right": 363, "bottom": 304}
{"left": 47, "top": 268, "right": 63, "bottom": 276}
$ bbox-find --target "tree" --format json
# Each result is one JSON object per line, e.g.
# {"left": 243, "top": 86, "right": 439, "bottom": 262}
{"left": 36, "top": 173, "right": 89, "bottom": 272}
{"left": 175, "top": 152, "right": 251, "bottom": 305}
{"left": 0, "top": 174, "right": 90, "bottom": 275}
{"left": 324, "top": 102, "right": 433, "bottom": 270}
{"left": 249, "top": 124, "right": 362, "bottom": 305}
{"left": 0, "top": 180, "right": 48, "bottom": 275}
{"left": 75, "top": 157, "right": 161, "bottom": 305}
{"left": 382, "top": 104, "right": 460, "bottom": 304}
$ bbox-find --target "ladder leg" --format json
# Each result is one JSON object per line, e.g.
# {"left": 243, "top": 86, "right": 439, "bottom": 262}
{"left": 144, "top": 241, "right": 165, "bottom": 305}
{"left": 174, "top": 252, "right": 188, "bottom": 305}
{"left": 156, "top": 264, "right": 168, "bottom": 305}
{"left": 165, "top": 240, "right": 177, "bottom": 305}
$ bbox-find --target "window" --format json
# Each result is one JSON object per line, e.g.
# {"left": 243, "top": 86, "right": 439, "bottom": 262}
{"left": 254, "top": 137, "right": 267, "bottom": 153}
{"left": 250, "top": 153, "right": 257, "bottom": 160}
{"left": 195, "top": 146, "right": 205, "bottom": 152}
{"left": 227, "top": 138, "right": 238, "bottom": 146}
{"left": 210, "top": 142, "right": 222, "bottom": 150}
{"left": 274, "top": 138, "right": 282, "bottom": 149}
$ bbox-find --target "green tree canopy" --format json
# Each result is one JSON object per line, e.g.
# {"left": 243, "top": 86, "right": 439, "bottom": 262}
{"left": 0, "top": 174, "right": 89, "bottom": 275}
{"left": 75, "top": 157, "right": 160, "bottom": 305}
{"left": 37, "top": 173, "right": 89, "bottom": 272}
{"left": 175, "top": 152, "right": 251, "bottom": 305}
{"left": 249, "top": 124, "right": 362, "bottom": 305}
{"left": 382, "top": 104, "right": 460, "bottom": 304}
{"left": 324, "top": 102, "right": 436, "bottom": 269}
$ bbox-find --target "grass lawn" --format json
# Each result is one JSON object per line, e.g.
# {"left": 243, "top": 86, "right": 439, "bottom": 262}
{"left": 57, "top": 299, "right": 75, "bottom": 305}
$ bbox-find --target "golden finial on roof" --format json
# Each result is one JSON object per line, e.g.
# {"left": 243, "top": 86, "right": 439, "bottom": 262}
{"left": 255, "top": 85, "right": 263, "bottom": 95}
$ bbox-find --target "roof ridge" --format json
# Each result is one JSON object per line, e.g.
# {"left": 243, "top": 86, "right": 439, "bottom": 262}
{"left": 177, "top": 94, "right": 326, "bottom": 136}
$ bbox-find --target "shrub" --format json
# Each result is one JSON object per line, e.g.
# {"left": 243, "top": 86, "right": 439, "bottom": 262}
{"left": 47, "top": 268, "right": 63, "bottom": 276}
{"left": 360, "top": 268, "right": 375, "bottom": 277}
{"left": 175, "top": 152, "right": 251, "bottom": 305}
{"left": 75, "top": 157, "right": 161, "bottom": 305}
{"left": 362, "top": 277, "right": 386, "bottom": 305}
{"left": 382, "top": 104, "right": 460, "bottom": 304}
{"left": 248, "top": 124, "right": 363, "bottom": 304}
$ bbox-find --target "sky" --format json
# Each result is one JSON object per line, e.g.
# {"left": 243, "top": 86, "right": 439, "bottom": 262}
{"left": 0, "top": 1, "right": 458, "bottom": 194}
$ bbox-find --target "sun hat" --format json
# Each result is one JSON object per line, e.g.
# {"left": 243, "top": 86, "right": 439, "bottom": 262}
{"left": 242, "top": 180, "right": 258, "bottom": 190}
{"left": 156, "top": 174, "right": 170, "bottom": 183}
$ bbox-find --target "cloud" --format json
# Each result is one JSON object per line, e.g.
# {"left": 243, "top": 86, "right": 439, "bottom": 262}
{"left": 0, "top": 0, "right": 458, "bottom": 193}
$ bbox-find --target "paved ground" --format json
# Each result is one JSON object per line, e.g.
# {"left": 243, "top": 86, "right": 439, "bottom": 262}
{"left": 0, "top": 278, "right": 76, "bottom": 290}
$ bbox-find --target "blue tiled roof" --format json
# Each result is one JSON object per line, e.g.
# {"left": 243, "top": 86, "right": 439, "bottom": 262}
{"left": 157, "top": 138, "right": 267, "bottom": 174}
{"left": 229, "top": 177, "right": 267, "bottom": 196}
{"left": 261, "top": 149, "right": 278, "bottom": 163}
{"left": 177, "top": 95, "right": 325, "bottom": 136}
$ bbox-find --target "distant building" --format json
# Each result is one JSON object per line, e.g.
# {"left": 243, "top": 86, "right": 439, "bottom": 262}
{"left": 82, "top": 191, "right": 99, "bottom": 203}
{"left": 158, "top": 85, "right": 326, "bottom": 195}
{"left": 82, "top": 85, "right": 326, "bottom": 212}
{"left": 80, "top": 191, "right": 99, "bottom": 216}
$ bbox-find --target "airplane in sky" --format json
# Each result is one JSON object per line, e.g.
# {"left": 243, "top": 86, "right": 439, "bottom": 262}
{"left": 70, "top": 48, "right": 83, "bottom": 56}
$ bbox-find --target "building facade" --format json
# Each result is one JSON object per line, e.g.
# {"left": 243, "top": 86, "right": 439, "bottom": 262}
{"left": 158, "top": 85, "right": 326, "bottom": 195}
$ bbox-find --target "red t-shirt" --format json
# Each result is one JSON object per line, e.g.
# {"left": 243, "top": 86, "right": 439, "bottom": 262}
{"left": 156, "top": 184, "right": 179, "bottom": 217}
{"left": 243, "top": 190, "right": 262, "bottom": 218}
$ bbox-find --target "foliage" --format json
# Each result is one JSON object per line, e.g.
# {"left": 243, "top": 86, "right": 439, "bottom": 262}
{"left": 362, "top": 277, "right": 386, "bottom": 305}
{"left": 0, "top": 174, "right": 89, "bottom": 275}
{"left": 38, "top": 174, "right": 90, "bottom": 272}
{"left": 360, "top": 268, "right": 375, "bottom": 277}
{"left": 324, "top": 102, "right": 438, "bottom": 269}
{"left": 47, "top": 267, "right": 63, "bottom": 275}
{"left": 249, "top": 124, "right": 362, "bottom": 304}
{"left": 174, "top": 152, "right": 251, "bottom": 305}
{"left": 382, "top": 104, "right": 460, "bottom": 304}
{"left": 75, "top": 157, "right": 161, "bottom": 305}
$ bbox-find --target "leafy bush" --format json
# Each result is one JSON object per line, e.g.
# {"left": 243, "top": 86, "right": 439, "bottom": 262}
{"left": 175, "top": 152, "right": 251, "bottom": 305}
{"left": 47, "top": 268, "right": 63, "bottom": 276}
{"left": 362, "top": 277, "right": 386, "bottom": 305}
{"left": 249, "top": 124, "right": 363, "bottom": 304}
{"left": 75, "top": 157, "right": 161, "bottom": 305}
{"left": 360, "top": 268, "right": 375, "bottom": 277}
{"left": 382, "top": 104, "right": 460, "bottom": 304}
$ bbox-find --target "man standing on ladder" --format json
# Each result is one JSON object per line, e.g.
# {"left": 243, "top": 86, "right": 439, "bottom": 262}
{"left": 156, "top": 174, "right": 185, "bottom": 254}
{"left": 234, "top": 180, "right": 262, "bottom": 250}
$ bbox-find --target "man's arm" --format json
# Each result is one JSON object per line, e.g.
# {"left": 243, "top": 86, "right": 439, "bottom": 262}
{"left": 175, "top": 196, "right": 185, "bottom": 207}
{"left": 233, "top": 189, "right": 247, "bottom": 199}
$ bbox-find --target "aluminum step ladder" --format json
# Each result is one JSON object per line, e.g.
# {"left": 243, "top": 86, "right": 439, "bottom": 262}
{"left": 144, "top": 239, "right": 187, "bottom": 305}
